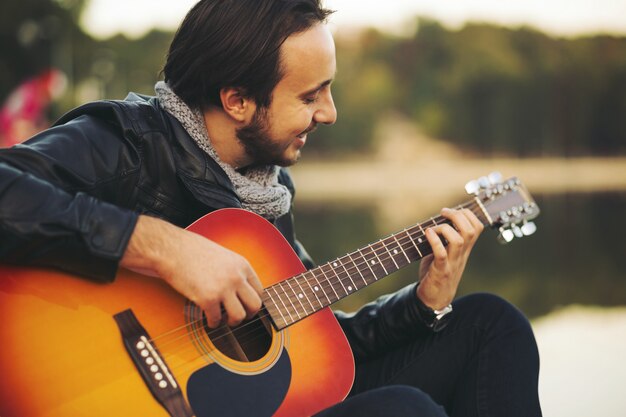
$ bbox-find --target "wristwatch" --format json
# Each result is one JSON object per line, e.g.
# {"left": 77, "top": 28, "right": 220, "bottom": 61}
{"left": 415, "top": 297, "right": 453, "bottom": 332}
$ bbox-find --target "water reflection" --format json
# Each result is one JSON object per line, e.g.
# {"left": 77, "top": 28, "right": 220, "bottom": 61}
{"left": 293, "top": 192, "right": 626, "bottom": 318}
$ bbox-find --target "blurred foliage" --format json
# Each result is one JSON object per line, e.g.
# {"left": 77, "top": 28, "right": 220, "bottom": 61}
{"left": 321, "top": 19, "right": 626, "bottom": 157}
{"left": 2, "top": 3, "right": 625, "bottom": 156}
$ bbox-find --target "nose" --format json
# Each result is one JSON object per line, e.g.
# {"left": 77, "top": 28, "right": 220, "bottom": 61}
{"left": 314, "top": 89, "right": 337, "bottom": 125}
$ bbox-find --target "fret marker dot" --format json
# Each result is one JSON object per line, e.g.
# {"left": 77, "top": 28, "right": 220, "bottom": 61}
{"left": 418, "top": 238, "right": 423, "bottom": 243}
{"left": 348, "top": 286, "right": 353, "bottom": 291}
{"left": 314, "top": 286, "right": 319, "bottom": 291}
{"left": 371, "top": 260, "right": 376, "bottom": 265}
{"left": 393, "top": 249, "right": 398, "bottom": 254}
{"left": 298, "top": 293, "right": 304, "bottom": 299}
{"left": 333, "top": 262, "right": 338, "bottom": 267}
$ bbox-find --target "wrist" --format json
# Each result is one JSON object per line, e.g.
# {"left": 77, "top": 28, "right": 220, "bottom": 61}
{"left": 414, "top": 282, "right": 453, "bottom": 332}
{"left": 120, "top": 215, "right": 176, "bottom": 278}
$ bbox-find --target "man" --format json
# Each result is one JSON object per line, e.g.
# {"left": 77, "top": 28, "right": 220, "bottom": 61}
{"left": 0, "top": 1, "right": 542, "bottom": 416}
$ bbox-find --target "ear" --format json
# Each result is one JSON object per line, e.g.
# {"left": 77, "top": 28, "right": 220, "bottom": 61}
{"left": 219, "top": 87, "right": 256, "bottom": 123}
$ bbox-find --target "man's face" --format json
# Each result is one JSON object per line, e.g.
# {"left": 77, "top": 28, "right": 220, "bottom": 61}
{"left": 236, "top": 23, "right": 337, "bottom": 167}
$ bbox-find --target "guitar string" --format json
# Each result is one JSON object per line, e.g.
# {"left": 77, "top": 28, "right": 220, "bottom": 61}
{"left": 152, "top": 203, "right": 489, "bottom": 374}
{"left": 146, "top": 200, "right": 482, "bottom": 353}
{"left": 147, "top": 200, "right": 483, "bottom": 359}
{"left": 147, "top": 201, "right": 484, "bottom": 362}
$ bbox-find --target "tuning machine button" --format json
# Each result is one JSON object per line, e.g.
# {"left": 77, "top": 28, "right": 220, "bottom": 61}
{"left": 465, "top": 180, "right": 480, "bottom": 195}
{"left": 512, "top": 225, "right": 524, "bottom": 238}
{"left": 498, "top": 228, "right": 515, "bottom": 244}
{"left": 488, "top": 172, "right": 503, "bottom": 184}
{"left": 521, "top": 221, "right": 537, "bottom": 236}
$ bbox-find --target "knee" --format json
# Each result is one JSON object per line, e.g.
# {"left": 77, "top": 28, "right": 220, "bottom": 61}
{"left": 456, "top": 293, "right": 531, "bottom": 330}
{"left": 456, "top": 293, "right": 539, "bottom": 355}
{"left": 376, "top": 386, "right": 447, "bottom": 417}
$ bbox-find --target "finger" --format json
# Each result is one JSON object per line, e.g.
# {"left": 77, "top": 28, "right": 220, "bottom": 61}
{"left": 222, "top": 292, "right": 247, "bottom": 327}
{"left": 245, "top": 265, "right": 264, "bottom": 296}
{"left": 203, "top": 298, "right": 223, "bottom": 329}
{"left": 425, "top": 227, "right": 448, "bottom": 265}
{"left": 237, "top": 282, "right": 263, "bottom": 319}
{"left": 436, "top": 223, "right": 464, "bottom": 254}
{"left": 462, "top": 208, "right": 485, "bottom": 234}
{"left": 442, "top": 208, "right": 473, "bottom": 238}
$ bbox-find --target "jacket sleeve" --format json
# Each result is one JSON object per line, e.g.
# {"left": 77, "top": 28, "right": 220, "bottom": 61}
{"left": 0, "top": 114, "right": 139, "bottom": 282}
{"left": 334, "top": 282, "right": 435, "bottom": 364}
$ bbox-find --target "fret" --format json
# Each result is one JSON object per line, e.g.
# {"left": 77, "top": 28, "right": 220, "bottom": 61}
{"left": 310, "top": 269, "right": 332, "bottom": 306}
{"left": 393, "top": 234, "right": 412, "bottom": 264}
{"left": 318, "top": 264, "right": 341, "bottom": 301}
{"left": 381, "top": 236, "right": 401, "bottom": 270}
{"left": 278, "top": 281, "right": 302, "bottom": 321}
{"left": 414, "top": 225, "right": 432, "bottom": 256}
{"left": 417, "top": 223, "right": 426, "bottom": 242}
{"left": 292, "top": 275, "right": 316, "bottom": 314}
{"left": 285, "top": 277, "right": 307, "bottom": 317}
{"left": 269, "top": 284, "right": 292, "bottom": 325}
{"left": 338, "top": 255, "right": 359, "bottom": 292}
{"left": 360, "top": 244, "right": 386, "bottom": 278}
{"left": 370, "top": 241, "right": 390, "bottom": 275}
{"left": 302, "top": 271, "right": 324, "bottom": 310}
{"left": 357, "top": 247, "right": 380, "bottom": 281}
{"left": 403, "top": 228, "right": 423, "bottom": 258}
{"left": 346, "top": 252, "right": 369, "bottom": 287}
{"left": 329, "top": 260, "right": 351, "bottom": 296}
{"left": 264, "top": 288, "right": 286, "bottom": 328}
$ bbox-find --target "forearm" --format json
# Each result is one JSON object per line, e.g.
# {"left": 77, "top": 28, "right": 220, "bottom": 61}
{"left": 0, "top": 161, "right": 137, "bottom": 281}
{"left": 120, "top": 215, "right": 182, "bottom": 279}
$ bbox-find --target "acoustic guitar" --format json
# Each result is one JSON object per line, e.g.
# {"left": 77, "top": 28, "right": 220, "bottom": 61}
{"left": 0, "top": 173, "right": 539, "bottom": 417}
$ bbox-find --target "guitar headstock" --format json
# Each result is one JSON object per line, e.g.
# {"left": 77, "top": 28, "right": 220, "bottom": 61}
{"left": 465, "top": 172, "right": 540, "bottom": 244}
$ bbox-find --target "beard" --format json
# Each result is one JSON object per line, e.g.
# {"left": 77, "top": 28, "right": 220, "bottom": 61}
{"left": 236, "top": 107, "right": 314, "bottom": 168}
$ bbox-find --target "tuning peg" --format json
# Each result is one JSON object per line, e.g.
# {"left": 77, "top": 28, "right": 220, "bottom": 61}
{"left": 512, "top": 225, "right": 523, "bottom": 238}
{"left": 498, "top": 228, "right": 515, "bottom": 244}
{"left": 521, "top": 221, "right": 537, "bottom": 236}
{"left": 465, "top": 180, "right": 480, "bottom": 195}
{"left": 478, "top": 176, "right": 490, "bottom": 189}
{"left": 488, "top": 172, "right": 503, "bottom": 184}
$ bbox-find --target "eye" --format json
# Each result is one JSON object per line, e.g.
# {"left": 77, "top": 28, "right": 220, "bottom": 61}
{"left": 303, "top": 95, "right": 319, "bottom": 104}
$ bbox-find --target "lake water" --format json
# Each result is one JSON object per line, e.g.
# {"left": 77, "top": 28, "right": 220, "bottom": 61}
{"left": 294, "top": 191, "right": 626, "bottom": 417}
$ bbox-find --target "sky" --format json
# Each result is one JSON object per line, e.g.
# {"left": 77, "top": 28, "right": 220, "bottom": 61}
{"left": 81, "top": 0, "right": 626, "bottom": 39}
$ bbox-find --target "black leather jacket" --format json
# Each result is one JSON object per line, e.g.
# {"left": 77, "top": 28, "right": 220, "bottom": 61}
{"left": 0, "top": 94, "right": 433, "bottom": 363}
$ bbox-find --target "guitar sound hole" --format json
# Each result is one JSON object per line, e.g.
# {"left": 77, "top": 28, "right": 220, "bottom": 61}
{"left": 204, "top": 309, "right": 273, "bottom": 362}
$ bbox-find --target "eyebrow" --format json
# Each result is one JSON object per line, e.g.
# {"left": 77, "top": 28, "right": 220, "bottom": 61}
{"left": 299, "top": 79, "right": 333, "bottom": 99}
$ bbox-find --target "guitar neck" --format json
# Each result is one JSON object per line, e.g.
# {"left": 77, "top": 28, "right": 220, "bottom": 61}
{"left": 263, "top": 198, "right": 490, "bottom": 330}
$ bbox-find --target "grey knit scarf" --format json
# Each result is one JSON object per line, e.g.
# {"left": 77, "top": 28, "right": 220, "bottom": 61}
{"left": 155, "top": 81, "right": 291, "bottom": 219}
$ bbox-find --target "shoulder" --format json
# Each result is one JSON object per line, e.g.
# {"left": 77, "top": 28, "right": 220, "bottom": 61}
{"left": 53, "top": 93, "right": 168, "bottom": 138}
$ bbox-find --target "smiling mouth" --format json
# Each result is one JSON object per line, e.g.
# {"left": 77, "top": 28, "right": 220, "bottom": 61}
{"left": 298, "top": 124, "right": 318, "bottom": 138}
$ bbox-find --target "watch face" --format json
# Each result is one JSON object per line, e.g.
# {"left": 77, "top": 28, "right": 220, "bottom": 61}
{"left": 432, "top": 311, "right": 452, "bottom": 332}
{"left": 434, "top": 304, "right": 453, "bottom": 320}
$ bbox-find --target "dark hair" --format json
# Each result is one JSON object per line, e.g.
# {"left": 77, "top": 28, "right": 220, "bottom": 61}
{"left": 163, "top": 0, "right": 333, "bottom": 109}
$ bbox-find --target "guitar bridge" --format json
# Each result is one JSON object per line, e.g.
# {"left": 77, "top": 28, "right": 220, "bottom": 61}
{"left": 114, "top": 309, "right": 194, "bottom": 417}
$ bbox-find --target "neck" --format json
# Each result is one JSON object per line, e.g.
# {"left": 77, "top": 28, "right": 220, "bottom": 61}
{"left": 261, "top": 199, "right": 489, "bottom": 330}
{"left": 203, "top": 108, "right": 250, "bottom": 169}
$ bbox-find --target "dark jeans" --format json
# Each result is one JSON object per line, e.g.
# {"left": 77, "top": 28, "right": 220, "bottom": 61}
{"left": 315, "top": 293, "right": 543, "bottom": 417}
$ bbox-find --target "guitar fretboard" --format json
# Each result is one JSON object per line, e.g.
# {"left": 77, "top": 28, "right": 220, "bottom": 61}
{"left": 263, "top": 199, "right": 488, "bottom": 330}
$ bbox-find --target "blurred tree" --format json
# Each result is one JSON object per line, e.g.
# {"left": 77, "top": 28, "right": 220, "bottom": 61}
{"left": 3, "top": 3, "right": 625, "bottom": 156}
{"left": 0, "top": 0, "right": 89, "bottom": 102}
{"left": 316, "top": 19, "right": 626, "bottom": 157}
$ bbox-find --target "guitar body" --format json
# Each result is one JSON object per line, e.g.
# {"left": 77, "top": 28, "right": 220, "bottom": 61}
{"left": 0, "top": 209, "right": 355, "bottom": 417}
